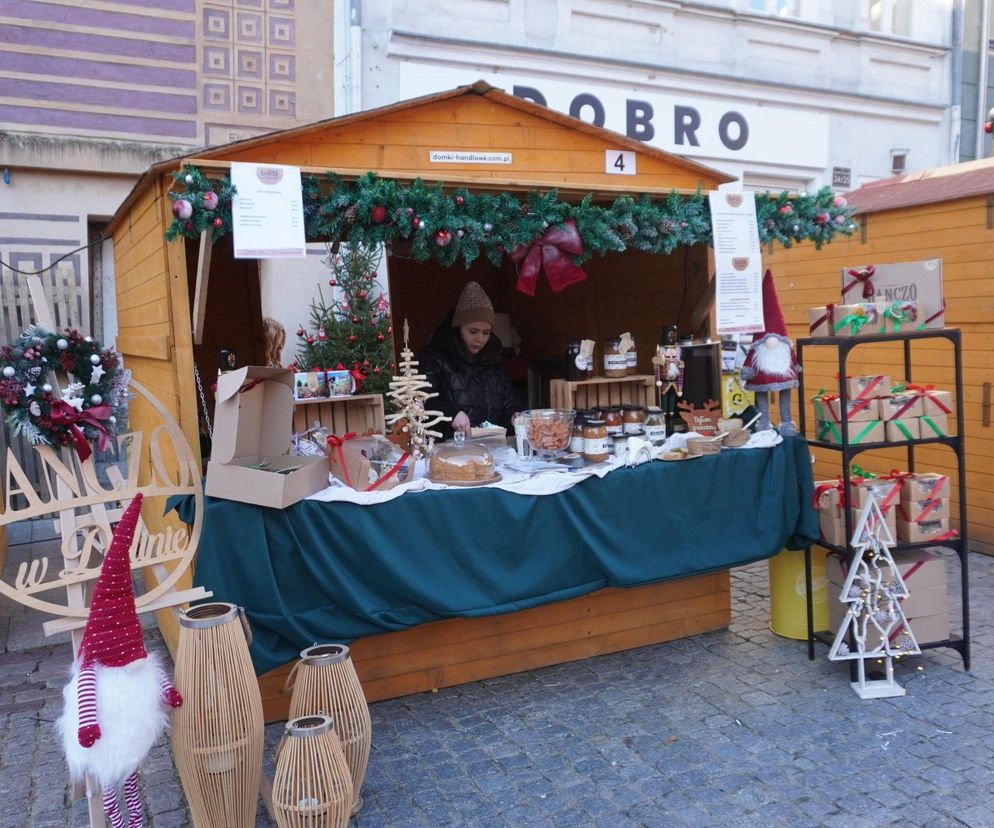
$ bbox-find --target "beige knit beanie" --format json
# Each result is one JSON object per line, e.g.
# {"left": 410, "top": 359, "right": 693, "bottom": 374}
{"left": 451, "top": 281, "right": 495, "bottom": 327}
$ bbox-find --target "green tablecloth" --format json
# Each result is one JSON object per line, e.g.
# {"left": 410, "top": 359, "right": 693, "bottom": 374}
{"left": 171, "top": 436, "right": 817, "bottom": 675}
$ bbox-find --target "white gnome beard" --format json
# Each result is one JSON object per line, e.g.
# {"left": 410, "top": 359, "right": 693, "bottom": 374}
{"left": 752, "top": 336, "right": 794, "bottom": 379}
{"left": 58, "top": 652, "right": 171, "bottom": 790}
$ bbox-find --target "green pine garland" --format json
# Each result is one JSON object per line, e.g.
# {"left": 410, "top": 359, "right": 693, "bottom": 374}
{"left": 165, "top": 165, "right": 858, "bottom": 263}
{"left": 164, "top": 166, "right": 236, "bottom": 242}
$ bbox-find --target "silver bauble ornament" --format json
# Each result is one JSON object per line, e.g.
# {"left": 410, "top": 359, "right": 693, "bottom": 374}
{"left": 56, "top": 338, "right": 69, "bottom": 350}
{"left": 42, "top": 383, "right": 52, "bottom": 392}
{"left": 90, "top": 394, "right": 103, "bottom": 405}
{"left": 2, "top": 366, "right": 14, "bottom": 378}
{"left": 90, "top": 354, "right": 101, "bottom": 365}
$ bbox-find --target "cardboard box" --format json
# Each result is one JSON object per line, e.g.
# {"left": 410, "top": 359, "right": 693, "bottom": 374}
{"left": 916, "top": 388, "right": 954, "bottom": 418}
{"left": 816, "top": 419, "right": 884, "bottom": 445}
{"left": 878, "top": 300, "right": 920, "bottom": 333}
{"left": 850, "top": 505, "right": 897, "bottom": 538}
{"left": 901, "top": 473, "right": 951, "bottom": 502}
{"left": 898, "top": 498, "right": 950, "bottom": 524}
{"left": 328, "top": 434, "right": 412, "bottom": 492}
{"left": 841, "top": 259, "right": 944, "bottom": 329}
{"left": 831, "top": 303, "right": 881, "bottom": 337}
{"left": 808, "top": 305, "right": 837, "bottom": 337}
{"left": 896, "top": 517, "right": 954, "bottom": 543}
{"left": 844, "top": 374, "right": 891, "bottom": 401}
{"left": 827, "top": 550, "right": 949, "bottom": 644}
{"left": 879, "top": 393, "right": 924, "bottom": 421}
{"left": 206, "top": 366, "right": 330, "bottom": 508}
{"left": 812, "top": 394, "right": 879, "bottom": 423}
{"left": 819, "top": 511, "right": 848, "bottom": 547}
{"left": 919, "top": 413, "right": 950, "bottom": 438}
{"left": 851, "top": 478, "right": 902, "bottom": 510}
{"left": 814, "top": 479, "right": 847, "bottom": 517}
{"left": 885, "top": 417, "right": 921, "bottom": 442}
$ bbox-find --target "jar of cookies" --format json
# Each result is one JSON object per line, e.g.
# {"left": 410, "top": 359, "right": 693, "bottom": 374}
{"left": 603, "top": 337, "right": 627, "bottom": 378}
{"left": 582, "top": 419, "right": 610, "bottom": 462}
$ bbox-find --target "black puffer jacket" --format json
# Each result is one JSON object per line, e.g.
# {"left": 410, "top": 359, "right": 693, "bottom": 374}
{"left": 419, "top": 310, "right": 517, "bottom": 438}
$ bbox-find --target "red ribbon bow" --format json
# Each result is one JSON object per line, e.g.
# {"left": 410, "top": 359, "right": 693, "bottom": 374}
{"left": 509, "top": 219, "right": 588, "bottom": 296}
{"left": 49, "top": 401, "right": 112, "bottom": 463}
{"left": 350, "top": 363, "right": 367, "bottom": 392}
{"left": 881, "top": 469, "right": 915, "bottom": 484}
{"left": 843, "top": 265, "right": 876, "bottom": 300}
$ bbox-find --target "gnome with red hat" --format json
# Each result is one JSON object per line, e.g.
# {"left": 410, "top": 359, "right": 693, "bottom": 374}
{"left": 740, "top": 269, "right": 801, "bottom": 436}
{"left": 57, "top": 494, "right": 183, "bottom": 828}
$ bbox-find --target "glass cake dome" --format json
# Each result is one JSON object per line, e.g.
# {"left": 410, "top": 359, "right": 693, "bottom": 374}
{"left": 427, "top": 432, "right": 497, "bottom": 485}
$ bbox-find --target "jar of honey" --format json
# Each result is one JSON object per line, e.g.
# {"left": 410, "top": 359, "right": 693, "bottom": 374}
{"left": 603, "top": 337, "right": 627, "bottom": 378}
{"left": 582, "top": 419, "right": 610, "bottom": 462}
{"left": 622, "top": 404, "right": 646, "bottom": 434}
{"left": 601, "top": 406, "right": 623, "bottom": 436}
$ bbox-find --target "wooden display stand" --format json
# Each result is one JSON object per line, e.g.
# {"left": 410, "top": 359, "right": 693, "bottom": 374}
{"left": 257, "top": 571, "right": 730, "bottom": 723}
{"left": 549, "top": 375, "right": 657, "bottom": 411}
{"left": 292, "top": 394, "right": 385, "bottom": 436}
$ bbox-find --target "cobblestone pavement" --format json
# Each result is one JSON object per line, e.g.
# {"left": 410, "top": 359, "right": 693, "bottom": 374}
{"left": 1, "top": 522, "right": 992, "bottom": 827}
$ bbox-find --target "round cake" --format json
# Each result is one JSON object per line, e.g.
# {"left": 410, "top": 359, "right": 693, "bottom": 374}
{"left": 428, "top": 453, "right": 494, "bottom": 482}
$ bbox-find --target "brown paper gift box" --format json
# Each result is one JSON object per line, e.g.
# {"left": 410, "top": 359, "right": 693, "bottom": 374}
{"left": 830, "top": 303, "right": 882, "bottom": 337}
{"left": 808, "top": 306, "right": 836, "bottom": 337}
{"left": 879, "top": 394, "right": 924, "bottom": 421}
{"left": 819, "top": 511, "right": 848, "bottom": 547}
{"left": 896, "top": 517, "right": 955, "bottom": 543}
{"left": 814, "top": 480, "right": 847, "bottom": 517}
{"left": 885, "top": 417, "right": 921, "bottom": 442}
{"left": 843, "top": 374, "right": 891, "bottom": 400}
{"left": 850, "top": 478, "right": 902, "bottom": 510}
{"left": 900, "top": 473, "right": 952, "bottom": 502}
{"left": 918, "top": 389, "right": 954, "bottom": 418}
{"left": 919, "top": 413, "right": 950, "bottom": 438}
{"left": 328, "top": 434, "right": 411, "bottom": 492}
{"left": 812, "top": 395, "right": 879, "bottom": 423}
{"left": 816, "top": 419, "right": 884, "bottom": 445}
{"left": 840, "top": 259, "right": 945, "bottom": 330}
{"left": 898, "top": 498, "right": 951, "bottom": 524}
{"left": 850, "top": 505, "right": 896, "bottom": 537}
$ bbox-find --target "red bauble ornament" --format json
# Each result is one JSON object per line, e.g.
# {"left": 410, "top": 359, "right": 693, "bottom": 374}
{"left": 373, "top": 367, "right": 381, "bottom": 375}
{"left": 986, "top": 121, "right": 993, "bottom": 134}
{"left": 212, "top": 217, "right": 223, "bottom": 228}
{"left": 358, "top": 290, "right": 367, "bottom": 300}
{"left": 376, "top": 334, "right": 385, "bottom": 341}
{"left": 183, "top": 220, "right": 194, "bottom": 232}
{"left": 435, "top": 229, "right": 452, "bottom": 247}
{"left": 352, "top": 316, "right": 360, "bottom": 324}
{"left": 296, "top": 328, "right": 304, "bottom": 337}
{"left": 371, "top": 204, "right": 388, "bottom": 223}
{"left": 779, "top": 204, "right": 793, "bottom": 215}
{"left": 816, "top": 211, "right": 830, "bottom": 225}
{"left": 387, "top": 326, "right": 393, "bottom": 334}
{"left": 306, "top": 337, "right": 314, "bottom": 344}
{"left": 412, "top": 216, "right": 422, "bottom": 229}
{"left": 329, "top": 278, "right": 337, "bottom": 286}
{"left": 405, "top": 207, "right": 414, "bottom": 216}
{"left": 349, "top": 334, "right": 358, "bottom": 343}
{"left": 362, "top": 359, "right": 370, "bottom": 367}
{"left": 454, "top": 195, "right": 464, "bottom": 205}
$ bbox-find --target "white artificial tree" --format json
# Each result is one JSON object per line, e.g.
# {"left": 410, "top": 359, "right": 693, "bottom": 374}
{"left": 828, "top": 492, "right": 921, "bottom": 698}
{"left": 385, "top": 320, "right": 450, "bottom": 461}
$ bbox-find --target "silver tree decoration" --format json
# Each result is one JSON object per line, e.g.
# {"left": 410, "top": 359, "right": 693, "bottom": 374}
{"left": 828, "top": 493, "right": 921, "bottom": 698}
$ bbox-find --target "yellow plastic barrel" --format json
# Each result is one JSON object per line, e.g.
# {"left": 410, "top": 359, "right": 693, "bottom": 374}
{"left": 768, "top": 549, "right": 828, "bottom": 639}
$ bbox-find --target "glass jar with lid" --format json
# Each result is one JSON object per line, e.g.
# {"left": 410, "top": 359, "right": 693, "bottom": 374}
{"left": 622, "top": 404, "right": 646, "bottom": 434}
{"left": 625, "top": 335, "right": 637, "bottom": 375}
{"left": 644, "top": 406, "right": 667, "bottom": 442}
{"left": 603, "top": 337, "right": 627, "bottom": 378}
{"left": 570, "top": 413, "right": 587, "bottom": 453}
{"left": 582, "top": 419, "right": 610, "bottom": 462}
{"left": 564, "top": 339, "right": 589, "bottom": 381}
{"left": 601, "top": 406, "right": 623, "bottom": 436}
{"left": 428, "top": 432, "right": 496, "bottom": 484}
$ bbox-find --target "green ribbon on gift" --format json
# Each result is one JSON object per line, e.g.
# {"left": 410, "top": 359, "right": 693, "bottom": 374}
{"left": 883, "top": 301, "right": 912, "bottom": 333}
{"left": 852, "top": 420, "right": 880, "bottom": 444}
{"left": 834, "top": 311, "right": 872, "bottom": 336}
{"left": 891, "top": 383, "right": 907, "bottom": 393}
{"left": 921, "top": 414, "right": 946, "bottom": 437}
{"left": 818, "top": 420, "right": 842, "bottom": 442}
{"left": 851, "top": 464, "right": 876, "bottom": 480}
{"left": 893, "top": 419, "right": 914, "bottom": 440}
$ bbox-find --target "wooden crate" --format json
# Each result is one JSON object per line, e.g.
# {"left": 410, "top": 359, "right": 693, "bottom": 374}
{"left": 292, "top": 393, "right": 385, "bottom": 436}
{"left": 549, "top": 374, "right": 657, "bottom": 411}
{"left": 258, "top": 570, "right": 730, "bottom": 722}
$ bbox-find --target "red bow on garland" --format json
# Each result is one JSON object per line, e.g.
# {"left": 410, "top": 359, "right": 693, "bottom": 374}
{"left": 843, "top": 265, "right": 876, "bottom": 300}
{"left": 49, "top": 401, "right": 112, "bottom": 463}
{"left": 509, "top": 219, "right": 588, "bottom": 296}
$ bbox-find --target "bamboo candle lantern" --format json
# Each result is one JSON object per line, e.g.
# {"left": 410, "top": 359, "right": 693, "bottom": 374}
{"left": 285, "top": 644, "right": 371, "bottom": 814}
{"left": 272, "top": 715, "right": 353, "bottom": 828}
{"left": 172, "top": 602, "right": 264, "bottom": 828}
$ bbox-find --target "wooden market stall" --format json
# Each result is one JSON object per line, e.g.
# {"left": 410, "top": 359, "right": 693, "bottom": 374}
{"left": 764, "top": 157, "right": 994, "bottom": 553}
{"left": 105, "top": 81, "right": 782, "bottom": 716}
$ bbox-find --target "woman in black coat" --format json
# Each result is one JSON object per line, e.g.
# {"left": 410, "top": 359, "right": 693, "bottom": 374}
{"left": 419, "top": 282, "right": 518, "bottom": 439}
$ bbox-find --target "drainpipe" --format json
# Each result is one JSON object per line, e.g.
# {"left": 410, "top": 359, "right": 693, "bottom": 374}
{"left": 978, "top": 0, "right": 992, "bottom": 157}
{"left": 333, "top": 0, "right": 363, "bottom": 115}
{"left": 951, "top": 1, "right": 963, "bottom": 162}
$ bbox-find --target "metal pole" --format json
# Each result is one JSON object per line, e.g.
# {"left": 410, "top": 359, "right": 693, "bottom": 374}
{"left": 977, "top": 0, "right": 992, "bottom": 156}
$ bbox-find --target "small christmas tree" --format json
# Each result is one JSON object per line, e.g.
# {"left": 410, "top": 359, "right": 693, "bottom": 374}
{"left": 828, "top": 494, "right": 921, "bottom": 699}
{"left": 294, "top": 242, "right": 394, "bottom": 396}
{"left": 385, "top": 320, "right": 450, "bottom": 460}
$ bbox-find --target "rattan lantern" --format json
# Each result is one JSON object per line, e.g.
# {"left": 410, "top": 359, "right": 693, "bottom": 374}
{"left": 285, "top": 644, "right": 371, "bottom": 814}
{"left": 272, "top": 714, "right": 353, "bottom": 828}
{"left": 172, "top": 602, "right": 264, "bottom": 828}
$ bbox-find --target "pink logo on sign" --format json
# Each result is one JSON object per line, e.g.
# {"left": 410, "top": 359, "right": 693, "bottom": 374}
{"left": 256, "top": 167, "right": 284, "bottom": 185}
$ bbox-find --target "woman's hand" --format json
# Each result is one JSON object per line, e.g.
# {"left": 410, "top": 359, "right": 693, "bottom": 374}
{"left": 452, "top": 411, "right": 471, "bottom": 437}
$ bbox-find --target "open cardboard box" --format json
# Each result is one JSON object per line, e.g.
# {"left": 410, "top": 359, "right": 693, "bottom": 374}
{"left": 206, "top": 366, "right": 329, "bottom": 508}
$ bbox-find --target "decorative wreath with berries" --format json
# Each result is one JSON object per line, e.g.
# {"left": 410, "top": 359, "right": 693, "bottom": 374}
{"left": 0, "top": 326, "right": 129, "bottom": 462}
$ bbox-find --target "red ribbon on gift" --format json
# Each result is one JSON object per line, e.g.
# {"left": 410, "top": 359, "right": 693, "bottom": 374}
{"left": 49, "top": 401, "right": 112, "bottom": 463}
{"left": 328, "top": 431, "right": 358, "bottom": 489}
{"left": 510, "top": 219, "right": 588, "bottom": 296}
{"left": 350, "top": 362, "right": 367, "bottom": 392}
{"left": 812, "top": 479, "right": 847, "bottom": 511}
{"left": 898, "top": 498, "right": 943, "bottom": 524}
{"left": 365, "top": 451, "right": 410, "bottom": 492}
{"left": 809, "top": 303, "right": 835, "bottom": 334}
{"left": 842, "top": 265, "right": 876, "bottom": 300}
{"left": 885, "top": 393, "right": 920, "bottom": 421}
{"left": 907, "top": 383, "right": 952, "bottom": 414}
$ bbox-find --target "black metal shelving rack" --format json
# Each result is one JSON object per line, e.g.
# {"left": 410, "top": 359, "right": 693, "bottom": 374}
{"left": 796, "top": 328, "right": 970, "bottom": 671}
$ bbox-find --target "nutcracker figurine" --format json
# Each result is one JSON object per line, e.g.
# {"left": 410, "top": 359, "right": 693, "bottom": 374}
{"left": 653, "top": 325, "right": 684, "bottom": 435}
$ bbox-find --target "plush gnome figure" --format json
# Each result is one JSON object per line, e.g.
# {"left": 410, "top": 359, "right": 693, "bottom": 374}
{"left": 740, "top": 269, "right": 801, "bottom": 436}
{"left": 57, "top": 493, "right": 183, "bottom": 828}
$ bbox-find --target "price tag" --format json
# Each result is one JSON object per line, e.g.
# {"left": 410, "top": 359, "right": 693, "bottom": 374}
{"left": 605, "top": 150, "right": 636, "bottom": 176}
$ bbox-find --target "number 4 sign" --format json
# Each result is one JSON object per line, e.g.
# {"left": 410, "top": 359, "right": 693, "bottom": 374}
{"left": 605, "top": 150, "right": 636, "bottom": 175}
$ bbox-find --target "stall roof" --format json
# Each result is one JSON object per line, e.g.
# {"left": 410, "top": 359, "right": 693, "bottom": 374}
{"left": 846, "top": 156, "right": 994, "bottom": 215}
{"left": 108, "top": 81, "right": 734, "bottom": 235}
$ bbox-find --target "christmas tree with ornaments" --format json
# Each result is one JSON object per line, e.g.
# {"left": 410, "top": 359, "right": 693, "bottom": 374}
{"left": 294, "top": 243, "right": 394, "bottom": 396}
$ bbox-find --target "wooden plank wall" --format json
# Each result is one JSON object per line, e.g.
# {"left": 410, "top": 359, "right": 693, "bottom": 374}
{"left": 257, "top": 571, "right": 730, "bottom": 723}
{"left": 764, "top": 195, "right": 994, "bottom": 552}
